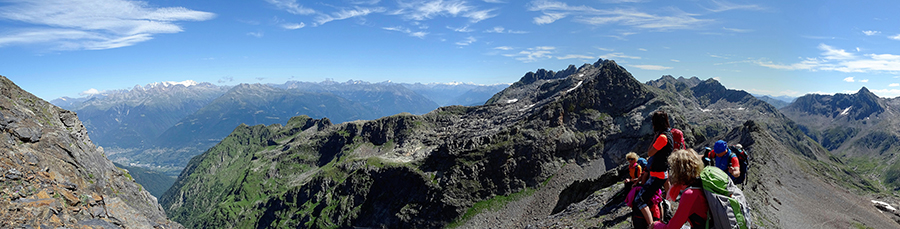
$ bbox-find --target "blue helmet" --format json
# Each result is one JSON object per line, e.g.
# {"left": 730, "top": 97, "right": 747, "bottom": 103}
{"left": 714, "top": 140, "right": 728, "bottom": 154}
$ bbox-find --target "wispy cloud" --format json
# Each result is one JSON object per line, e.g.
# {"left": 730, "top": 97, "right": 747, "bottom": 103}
{"left": 266, "top": 0, "right": 316, "bottom": 15}
{"left": 455, "top": 36, "right": 476, "bottom": 45}
{"left": 890, "top": 34, "right": 900, "bottom": 40}
{"left": 494, "top": 46, "right": 514, "bottom": 50}
{"left": 483, "top": 0, "right": 505, "bottom": 3}
{"left": 502, "top": 46, "right": 555, "bottom": 62}
{"left": 723, "top": 27, "right": 753, "bottom": 33}
{"left": 527, "top": 0, "right": 713, "bottom": 31}
{"left": 315, "top": 7, "right": 385, "bottom": 25}
{"left": 670, "top": 59, "right": 680, "bottom": 62}
{"left": 869, "top": 89, "right": 900, "bottom": 98}
{"left": 247, "top": 32, "right": 264, "bottom": 38}
{"left": 395, "top": 0, "right": 495, "bottom": 23}
{"left": 600, "top": 52, "right": 641, "bottom": 60}
{"left": 533, "top": 13, "right": 568, "bottom": 25}
{"left": 704, "top": 0, "right": 764, "bottom": 12}
{"left": 483, "top": 26, "right": 528, "bottom": 34}
{"left": 281, "top": 22, "right": 306, "bottom": 30}
{"left": 0, "top": 0, "right": 214, "bottom": 50}
{"left": 863, "top": 30, "right": 880, "bottom": 36}
{"left": 383, "top": 26, "right": 428, "bottom": 38}
{"left": 757, "top": 43, "right": 900, "bottom": 73}
{"left": 447, "top": 25, "right": 474, "bottom": 32}
{"left": 890, "top": 83, "right": 900, "bottom": 87}
{"left": 556, "top": 54, "right": 596, "bottom": 60}
{"left": 843, "top": 77, "right": 855, "bottom": 82}
{"left": 860, "top": 79, "right": 869, "bottom": 83}
{"left": 630, "top": 64, "right": 673, "bottom": 70}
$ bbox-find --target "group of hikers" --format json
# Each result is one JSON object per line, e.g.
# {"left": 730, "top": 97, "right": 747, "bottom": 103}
{"left": 623, "top": 110, "right": 752, "bottom": 229}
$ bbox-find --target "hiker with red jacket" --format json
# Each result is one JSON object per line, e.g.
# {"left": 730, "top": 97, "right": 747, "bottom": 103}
{"left": 708, "top": 140, "right": 740, "bottom": 179}
{"left": 653, "top": 149, "right": 708, "bottom": 229}
{"left": 633, "top": 110, "right": 675, "bottom": 226}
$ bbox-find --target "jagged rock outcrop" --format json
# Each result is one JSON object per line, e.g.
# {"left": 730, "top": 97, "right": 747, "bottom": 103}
{"left": 0, "top": 75, "right": 181, "bottom": 228}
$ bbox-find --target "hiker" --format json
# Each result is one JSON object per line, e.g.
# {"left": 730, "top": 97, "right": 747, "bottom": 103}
{"left": 625, "top": 152, "right": 644, "bottom": 190}
{"left": 707, "top": 140, "right": 740, "bottom": 179}
{"left": 653, "top": 149, "right": 708, "bottom": 229}
{"left": 633, "top": 110, "right": 675, "bottom": 226}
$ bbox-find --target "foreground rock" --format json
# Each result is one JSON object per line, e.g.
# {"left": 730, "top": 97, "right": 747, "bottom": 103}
{"left": 0, "top": 76, "right": 181, "bottom": 228}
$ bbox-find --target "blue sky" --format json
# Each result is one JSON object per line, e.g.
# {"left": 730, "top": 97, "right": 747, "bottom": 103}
{"left": 2, "top": 0, "right": 900, "bottom": 101}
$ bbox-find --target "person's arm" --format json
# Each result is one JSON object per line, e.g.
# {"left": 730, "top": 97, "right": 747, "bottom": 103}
{"left": 729, "top": 156, "right": 741, "bottom": 177}
{"left": 653, "top": 188, "right": 702, "bottom": 229}
{"left": 648, "top": 134, "right": 666, "bottom": 157}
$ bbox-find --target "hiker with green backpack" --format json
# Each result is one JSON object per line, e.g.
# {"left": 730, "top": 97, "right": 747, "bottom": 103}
{"left": 654, "top": 149, "right": 754, "bottom": 229}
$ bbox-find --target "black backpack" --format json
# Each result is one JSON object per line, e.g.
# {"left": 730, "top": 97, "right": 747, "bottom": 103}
{"left": 729, "top": 144, "right": 750, "bottom": 185}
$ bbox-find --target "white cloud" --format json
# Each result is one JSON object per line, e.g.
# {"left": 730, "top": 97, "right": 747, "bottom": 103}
{"left": 80, "top": 88, "right": 101, "bottom": 96}
{"left": 396, "top": 0, "right": 489, "bottom": 23}
{"left": 265, "top": 0, "right": 316, "bottom": 15}
{"left": 704, "top": 0, "right": 764, "bottom": 12}
{"left": 891, "top": 83, "right": 900, "bottom": 87}
{"left": 600, "top": 52, "right": 641, "bottom": 60}
{"left": 455, "top": 36, "right": 476, "bottom": 45}
{"left": 630, "top": 65, "right": 673, "bottom": 70}
{"left": 485, "top": 26, "right": 505, "bottom": 33}
{"left": 860, "top": 79, "right": 869, "bottom": 83}
{"left": 383, "top": 26, "right": 428, "bottom": 38}
{"left": 556, "top": 54, "right": 596, "bottom": 60}
{"left": 756, "top": 43, "right": 900, "bottom": 73}
{"left": 670, "top": 59, "right": 680, "bottom": 62}
{"left": 723, "top": 27, "right": 752, "bottom": 33}
{"left": 281, "top": 22, "right": 306, "bottom": 30}
{"left": 843, "top": 77, "right": 855, "bottom": 82}
{"left": 0, "top": 0, "right": 214, "bottom": 50}
{"left": 502, "top": 46, "right": 555, "bottom": 62}
{"left": 600, "top": 0, "right": 646, "bottom": 3}
{"left": 869, "top": 89, "right": 900, "bottom": 98}
{"left": 638, "top": 48, "right": 647, "bottom": 51}
{"left": 464, "top": 9, "right": 498, "bottom": 23}
{"left": 315, "top": 7, "right": 385, "bottom": 26}
{"left": 890, "top": 34, "right": 900, "bottom": 40}
{"left": 533, "top": 13, "right": 568, "bottom": 25}
{"left": 863, "top": 30, "right": 880, "bottom": 36}
{"left": 247, "top": 32, "right": 264, "bottom": 38}
{"left": 494, "top": 46, "right": 513, "bottom": 50}
{"left": 483, "top": 0, "right": 505, "bottom": 3}
{"left": 597, "top": 47, "right": 614, "bottom": 51}
{"left": 447, "top": 25, "right": 473, "bottom": 32}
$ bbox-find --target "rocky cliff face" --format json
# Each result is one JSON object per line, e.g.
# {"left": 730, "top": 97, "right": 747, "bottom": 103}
{"left": 0, "top": 76, "right": 181, "bottom": 228}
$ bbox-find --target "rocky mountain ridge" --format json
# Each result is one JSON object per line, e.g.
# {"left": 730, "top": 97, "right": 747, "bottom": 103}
{"left": 160, "top": 59, "right": 899, "bottom": 228}
{"left": 0, "top": 75, "right": 181, "bottom": 228}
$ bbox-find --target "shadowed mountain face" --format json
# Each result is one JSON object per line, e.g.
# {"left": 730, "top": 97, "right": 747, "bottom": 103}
{"left": 161, "top": 59, "right": 899, "bottom": 228}
{"left": 0, "top": 76, "right": 181, "bottom": 228}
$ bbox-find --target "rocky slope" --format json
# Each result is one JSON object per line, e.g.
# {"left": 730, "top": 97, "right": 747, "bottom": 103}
{"left": 160, "top": 59, "right": 899, "bottom": 228}
{"left": 0, "top": 75, "right": 181, "bottom": 228}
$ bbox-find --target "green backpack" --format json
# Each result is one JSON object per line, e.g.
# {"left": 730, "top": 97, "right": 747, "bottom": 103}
{"left": 700, "top": 166, "right": 753, "bottom": 229}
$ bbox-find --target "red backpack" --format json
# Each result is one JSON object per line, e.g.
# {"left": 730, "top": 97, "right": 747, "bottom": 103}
{"left": 671, "top": 128, "right": 686, "bottom": 150}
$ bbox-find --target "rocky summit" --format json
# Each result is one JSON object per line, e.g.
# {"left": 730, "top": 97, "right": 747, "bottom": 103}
{"left": 0, "top": 76, "right": 181, "bottom": 228}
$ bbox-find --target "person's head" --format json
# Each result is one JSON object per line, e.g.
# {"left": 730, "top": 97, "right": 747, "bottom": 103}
{"left": 714, "top": 140, "right": 728, "bottom": 154}
{"left": 651, "top": 110, "right": 670, "bottom": 132}
{"left": 668, "top": 149, "right": 703, "bottom": 185}
{"left": 626, "top": 152, "right": 639, "bottom": 164}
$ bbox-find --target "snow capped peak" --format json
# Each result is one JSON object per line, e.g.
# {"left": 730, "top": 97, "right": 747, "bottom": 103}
{"left": 146, "top": 80, "right": 199, "bottom": 89}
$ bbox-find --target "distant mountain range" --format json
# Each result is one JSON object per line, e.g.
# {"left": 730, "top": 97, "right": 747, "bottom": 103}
{"left": 50, "top": 80, "right": 506, "bottom": 179}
